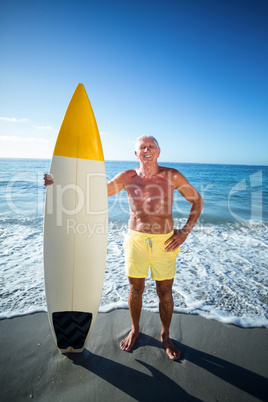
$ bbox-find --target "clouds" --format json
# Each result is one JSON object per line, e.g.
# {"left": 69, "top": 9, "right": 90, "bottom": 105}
{"left": 0, "top": 116, "right": 55, "bottom": 158}
{"left": 0, "top": 117, "right": 30, "bottom": 123}
{"left": 33, "top": 125, "right": 55, "bottom": 131}
{"left": 0, "top": 116, "right": 55, "bottom": 130}
{"left": 0, "top": 136, "right": 48, "bottom": 143}
{"left": 0, "top": 116, "right": 56, "bottom": 136}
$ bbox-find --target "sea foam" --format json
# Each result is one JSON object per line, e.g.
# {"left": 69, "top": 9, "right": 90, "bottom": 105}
{"left": 0, "top": 159, "right": 267, "bottom": 328}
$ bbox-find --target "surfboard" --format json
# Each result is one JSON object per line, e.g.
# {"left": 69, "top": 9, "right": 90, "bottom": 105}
{"left": 43, "top": 84, "right": 108, "bottom": 353}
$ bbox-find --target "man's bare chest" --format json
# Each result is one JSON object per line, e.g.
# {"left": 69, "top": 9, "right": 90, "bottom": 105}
{"left": 125, "top": 178, "right": 174, "bottom": 213}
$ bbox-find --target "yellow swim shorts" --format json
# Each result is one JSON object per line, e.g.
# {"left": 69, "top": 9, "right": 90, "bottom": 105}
{"left": 123, "top": 229, "right": 180, "bottom": 281}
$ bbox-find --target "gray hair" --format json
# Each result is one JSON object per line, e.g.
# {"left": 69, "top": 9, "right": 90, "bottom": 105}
{"left": 135, "top": 135, "right": 160, "bottom": 149}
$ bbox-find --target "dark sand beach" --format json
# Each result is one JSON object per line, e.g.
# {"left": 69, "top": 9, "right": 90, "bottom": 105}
{"left": 0, "top": 310, "right": 267, "bottom": 401}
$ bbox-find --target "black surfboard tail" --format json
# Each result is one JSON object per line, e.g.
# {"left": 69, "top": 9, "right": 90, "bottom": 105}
{"left": 52, "top": 311, "right": 93, "bottom": 351}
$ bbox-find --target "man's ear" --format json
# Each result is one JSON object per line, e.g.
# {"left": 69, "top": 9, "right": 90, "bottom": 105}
{"left": 157, "top": 148, "right": 161, "bottom": 158}
{"left": 135, "top": 150, "right": 139, "bottom": 159}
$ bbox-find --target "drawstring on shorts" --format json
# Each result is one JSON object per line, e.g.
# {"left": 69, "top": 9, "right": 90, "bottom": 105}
{"left": 146, "top": 237, "right": 153, "bottom": 251}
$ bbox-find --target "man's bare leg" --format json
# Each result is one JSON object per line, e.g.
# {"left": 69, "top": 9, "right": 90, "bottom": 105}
{"left": 156, "top": 279, "right": 181, "bottom": 360}
{"left": 120, "top": 277, "right": 145, "bottom": 352}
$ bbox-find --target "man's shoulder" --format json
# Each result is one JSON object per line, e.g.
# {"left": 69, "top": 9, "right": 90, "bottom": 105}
{"left": 160, "top": 166, "right": 187, "bottom": 185}
{"left": 116, "top": 168, "right": 137, "bottom": 182}
{"left": 121, "top": 168, "right": 137, "bottom": 176}
{"left": 160, "top": 166, "right": 181, "bottom": 175}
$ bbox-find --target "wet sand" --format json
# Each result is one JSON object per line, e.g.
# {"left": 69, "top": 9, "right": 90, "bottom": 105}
{"left": 0, "top": 310, "right": 267, "bottom": 401}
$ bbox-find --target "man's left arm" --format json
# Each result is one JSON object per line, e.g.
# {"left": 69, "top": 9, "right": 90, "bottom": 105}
{"left": 165, "top": 171, "right": 204, "bottom": 251}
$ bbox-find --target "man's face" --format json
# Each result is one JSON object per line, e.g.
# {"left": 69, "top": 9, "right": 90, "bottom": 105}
{"left": 135, "top": 137, "right": 160, "bottom": 164}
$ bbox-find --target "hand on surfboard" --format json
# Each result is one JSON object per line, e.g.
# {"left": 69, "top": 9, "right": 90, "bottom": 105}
{"left": 44, "top": 174, "right": 54, "bottom": 187}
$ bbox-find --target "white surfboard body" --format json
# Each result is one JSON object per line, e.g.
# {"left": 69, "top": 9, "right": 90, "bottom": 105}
{"left": 44, "top": 84, "right": 108, "bottom": 353}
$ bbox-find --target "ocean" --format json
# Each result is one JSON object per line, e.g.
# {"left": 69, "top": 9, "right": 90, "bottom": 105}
{"left": 0, "top": 158, "right": 267, "bottom": 328}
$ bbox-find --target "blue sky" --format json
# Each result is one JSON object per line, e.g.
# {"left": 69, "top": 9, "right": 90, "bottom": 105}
{"left": 0, "top": 0, "right": 267, "bottom": 165}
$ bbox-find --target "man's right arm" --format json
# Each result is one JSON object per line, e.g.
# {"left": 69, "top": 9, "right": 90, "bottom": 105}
{"left": 107, "top": 171, "right": 126, "bottom": 196}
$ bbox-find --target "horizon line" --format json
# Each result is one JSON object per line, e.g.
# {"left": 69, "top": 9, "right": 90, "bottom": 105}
{"left": 0, "top": 156, "right": 267, "bottom": 167}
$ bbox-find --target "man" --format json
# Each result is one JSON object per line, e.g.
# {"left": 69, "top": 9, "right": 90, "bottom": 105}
{"left": 44, "top": 135, "right": 203, "bottom": 360}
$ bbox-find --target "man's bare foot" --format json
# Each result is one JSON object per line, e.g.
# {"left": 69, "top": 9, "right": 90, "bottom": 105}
{"left": 162, "top": 337, "right": 180, "bottom": 360}
{"left": 120, "top": 329, "right": 139, "bottom": 352}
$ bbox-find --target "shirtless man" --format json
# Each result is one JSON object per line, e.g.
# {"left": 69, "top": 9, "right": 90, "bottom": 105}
{"left": 44, "top": 135, "right": 203, "bottom": 360}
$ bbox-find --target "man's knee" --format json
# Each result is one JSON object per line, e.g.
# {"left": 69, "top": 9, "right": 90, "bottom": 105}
{"left": 129, "top": 277, "right": 145, "bottom": 295}
{"left": 156, "top": 280, "right": 173, "bottom": 302}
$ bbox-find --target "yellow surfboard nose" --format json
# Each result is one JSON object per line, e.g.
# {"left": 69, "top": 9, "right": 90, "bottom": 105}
{"left": 53, "top": 84, "right": 104, "bottom": 161}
